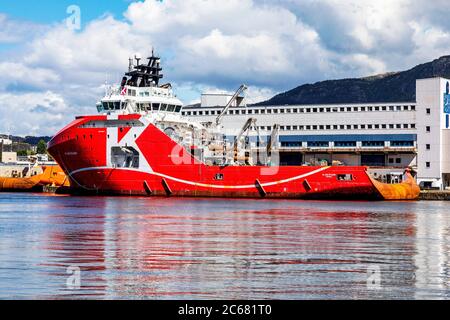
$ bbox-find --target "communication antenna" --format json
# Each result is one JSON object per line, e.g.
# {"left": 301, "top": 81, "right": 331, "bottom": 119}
{"left": 134, "top": 55, "right": 141, "bottom": 66}
{"left": 128, "top": 57, "right": 133, "bottom": 72}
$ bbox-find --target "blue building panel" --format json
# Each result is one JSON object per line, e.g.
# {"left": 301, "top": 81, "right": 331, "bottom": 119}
{"left": 279, "top": 134, "right": 417, "bottom": 143}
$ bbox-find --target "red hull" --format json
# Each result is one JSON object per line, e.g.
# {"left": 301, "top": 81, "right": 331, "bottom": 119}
{"left": 48, "top": 115, "right": 380, "bottom": 199}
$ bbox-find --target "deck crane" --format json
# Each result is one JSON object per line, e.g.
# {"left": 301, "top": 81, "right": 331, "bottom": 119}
{"left": 232, "top": 117, "right": 257, "bottom": 164}
{"left": 266, "top": 124, "right": 280, "bottom": 164}
{"left": 215, "top": 84, "right": 247, "bottom": 126}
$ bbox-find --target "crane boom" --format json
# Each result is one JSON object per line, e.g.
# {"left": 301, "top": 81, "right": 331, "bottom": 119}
{"left": 232, "top": 118, "right": 257, "bottom": 151}
{"left": 215, "top": 84, "right": 247, "bottom": 126}
{"left": 267, "top": 124, "right": 280, "bottom": 155}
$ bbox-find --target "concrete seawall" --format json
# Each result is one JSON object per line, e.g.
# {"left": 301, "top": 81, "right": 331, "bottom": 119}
{"left": 419, "top": 191, "right": 450, "bottom": 201}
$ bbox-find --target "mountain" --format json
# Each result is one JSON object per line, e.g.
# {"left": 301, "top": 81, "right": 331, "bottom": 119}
{"left": 257, "top": 55, "right": 450, "bottom": 105}
{"left": 0, "top": 134, "right": 51, "bottom": 145}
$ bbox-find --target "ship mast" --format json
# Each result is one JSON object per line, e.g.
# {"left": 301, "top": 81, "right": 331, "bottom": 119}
{"left": 123, "top": 50, "right": 164, "bottom": 88}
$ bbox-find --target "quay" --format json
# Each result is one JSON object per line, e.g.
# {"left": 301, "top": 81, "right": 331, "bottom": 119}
{"left": 419, "top": 190, "right": 450, "bottom": 201}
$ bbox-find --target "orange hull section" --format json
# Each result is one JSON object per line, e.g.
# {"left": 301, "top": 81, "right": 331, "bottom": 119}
{"left": 369, "top": 171, "right": 420, "bottom": 200}
{"left": 0, "top": 165, "right": 70, "bottom": 192}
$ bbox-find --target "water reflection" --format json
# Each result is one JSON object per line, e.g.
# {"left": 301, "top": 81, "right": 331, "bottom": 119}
{"left": 0, "top": 194, "right": 449, "bottom": 299}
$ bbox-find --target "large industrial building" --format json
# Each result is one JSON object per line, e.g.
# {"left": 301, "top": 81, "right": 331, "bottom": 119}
{"left": 181, "top": 77, "right": 450, "bottom": 190}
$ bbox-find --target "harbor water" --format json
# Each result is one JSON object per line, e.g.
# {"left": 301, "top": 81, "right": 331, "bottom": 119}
{"left": 0, "top": 193, "right": 449, "bottom": 299}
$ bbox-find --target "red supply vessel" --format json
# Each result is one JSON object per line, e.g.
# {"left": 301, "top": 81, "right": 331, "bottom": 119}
{"left": 47, "top": 53, "right": 419, "bottom": 200}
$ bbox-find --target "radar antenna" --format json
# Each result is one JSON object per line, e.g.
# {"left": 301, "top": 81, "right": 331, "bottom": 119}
{"left": 123, "top": 51, "right": 164, "bottom": 87}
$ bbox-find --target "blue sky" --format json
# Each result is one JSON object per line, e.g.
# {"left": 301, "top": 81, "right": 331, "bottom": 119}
{"left": 1, "top": 0, "right": 130, "bottom": 24}
{"left": 1, "top": 0, "right": 450, "bottom": 135}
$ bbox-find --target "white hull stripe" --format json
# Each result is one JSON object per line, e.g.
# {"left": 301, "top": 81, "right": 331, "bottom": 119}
{"left": 69, "top": 166, "right": 330, "bottom": 189}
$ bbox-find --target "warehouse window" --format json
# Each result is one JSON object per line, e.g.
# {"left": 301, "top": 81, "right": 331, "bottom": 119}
{"left": 281, "top": 141, "right": 302, "bottom": 147}
{"left": 362, "top": 141, "right": 384, "bottom": 147}
{"left": 391, "top": 141, "right": 414, "bottom": 147}
{"left": 335, "top": 141, "right": 357, "bottom": 147}
{"left": 308, "top": 141, "right": 329, "bottom": 147}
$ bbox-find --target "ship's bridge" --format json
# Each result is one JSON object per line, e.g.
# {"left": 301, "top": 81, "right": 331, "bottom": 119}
{"left": 96, "top": 52, "right": 183, "bottom": 115}
{"left": 97, "top": 85, "right": 183, "bottom": 114}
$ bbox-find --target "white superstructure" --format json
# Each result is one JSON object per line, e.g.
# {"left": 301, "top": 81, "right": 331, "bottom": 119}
{"left": 182, "top": 78, "right": 450, "bottom": 190}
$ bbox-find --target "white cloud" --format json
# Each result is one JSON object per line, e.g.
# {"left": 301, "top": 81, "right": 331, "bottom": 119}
{"left": 1, "top": 0, "right": 450, "bottom": 136}
{"left": 0, "top": 14, "right": 46, "bottom": 44}
{"left": 0, "top": 62, "right": 60, "bottom": 90}
{"left": 0, "top": 91, "right": 70, "bottom": 136}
